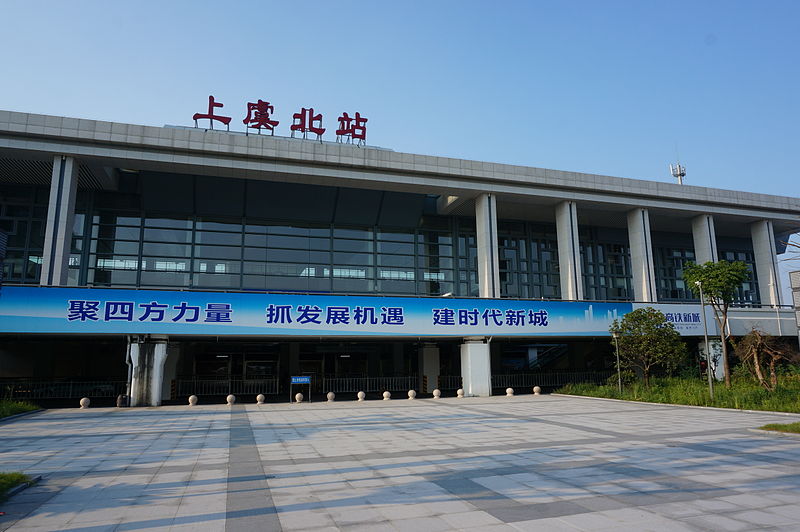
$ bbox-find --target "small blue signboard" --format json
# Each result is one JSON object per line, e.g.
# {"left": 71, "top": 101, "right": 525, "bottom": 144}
{"left": 291, "top": 376, "right": 311, "bottom": 384}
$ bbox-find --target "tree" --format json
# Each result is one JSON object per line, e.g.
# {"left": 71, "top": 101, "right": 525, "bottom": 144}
{"left": 610, "top": 307, "right": 687, "bottom": 386}
{"left": 683, "top": 260, "right": 750, "bottom": 388}
{"left": 734, "top": 328, "right": 800, "bottom": 391}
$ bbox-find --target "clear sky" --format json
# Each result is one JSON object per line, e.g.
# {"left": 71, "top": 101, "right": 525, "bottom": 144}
{"left": 2, "top": 1, "right": 799, "bottom": 292}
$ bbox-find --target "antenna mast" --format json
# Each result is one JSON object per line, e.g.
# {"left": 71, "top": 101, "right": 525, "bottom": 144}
{"left": 669, "top": 163, "right": 686, "bottom": 185}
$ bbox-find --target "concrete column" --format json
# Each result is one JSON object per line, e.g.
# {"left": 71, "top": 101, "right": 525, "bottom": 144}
{"left": 161, "top": 344, "right": 180, "bottom": 401}
{"left": 475, "top": 193, "right": 500, "bottom": 298}
{"left": 627, "top": 208, "right": 657, "bottom": 302}
{"left": 420, "top": 344, "right": 440, "bottom": 393}
{"left": 40, "top": 155, "right": 79, "bottom": 286}
{"left": 751, "top": 220, "right": 782, "bottom": 306}
{"left": 555, "top": 201, "right": 583, "bottom": 300}
{"left": 129, "top": 337, "right": 169, "bottom": 407}
{"left": 460, "top": 338, "right": 491, "bottom": 397}
{"left": 691, "top": 214, "right": 718, "bottom": 264}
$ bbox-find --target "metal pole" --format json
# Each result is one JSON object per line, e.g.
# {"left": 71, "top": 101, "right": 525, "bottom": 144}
{"left": 697, "top": 281, "right": 714, "bottom": 400}
{"left": 613, "top": 333, "right": 622, "bottom": 394}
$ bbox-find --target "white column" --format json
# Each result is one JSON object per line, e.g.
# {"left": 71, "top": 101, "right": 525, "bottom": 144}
{"left": 751, "top": 220, "right": 782, "bottom": 306}
{"left": 460, "top": 338, "right": 491, "bottom": 397}
{"left": 420, "top": 344, "right": 440, "bottom": 393}
{"left": 691, "top": 214, "right": 718, "bottom": 264}
{"left": 475, "top": 194, "right": 500, "bottom": 298}
{"left": 555, "top": 201, "right": 583, "bottom": 300}
{"left": 40, "top": 155, "right": 78, "bottom": 286}
{"left": 129, "top": 338, "right": 169, "bottom": 407}
{"left": 627, "top": 208, "right": 657, "bottom": 302}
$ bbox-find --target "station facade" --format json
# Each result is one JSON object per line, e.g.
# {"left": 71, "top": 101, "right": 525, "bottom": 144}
{"left": 0, "top": 110, "right": 798, "bottom": 405}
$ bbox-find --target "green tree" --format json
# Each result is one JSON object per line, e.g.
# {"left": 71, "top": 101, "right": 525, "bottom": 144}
{"left": 683, "top": 260, "right": 750, "bottom": 387}
{"left": 610, "top": 307, "right": 687, "bottom": 386}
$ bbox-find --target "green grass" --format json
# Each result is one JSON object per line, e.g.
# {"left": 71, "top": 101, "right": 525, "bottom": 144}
{"left": 759, "top": 422, "right": 800, "bottom": 433}
{"left": 557, "top": 377, "right": 800, "bottom": 413}
{"left": 0, "top": 399, "right": 39, "bottom": 419}
{"left": 0, "top": 472, "right": 31, "bottom": 499}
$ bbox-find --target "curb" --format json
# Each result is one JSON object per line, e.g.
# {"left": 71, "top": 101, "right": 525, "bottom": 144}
{"left": 748, "top": 428, "right": 800, "bottom": 438}
{"left": 4, "top": 475, "right": 41, "bottom": 499}
{"left": 0, "top": 409, "right": 44, "bottom": 424}
{"left": 552, "top": 393, "right": 800, "bottom": 418}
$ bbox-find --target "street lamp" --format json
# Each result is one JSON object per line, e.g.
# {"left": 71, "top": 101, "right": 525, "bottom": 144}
{"left": 611, "top": 331, "right": 622, "bottom": 394}
{"left": 695, "top": 280, "right": 714, "bottom": 400}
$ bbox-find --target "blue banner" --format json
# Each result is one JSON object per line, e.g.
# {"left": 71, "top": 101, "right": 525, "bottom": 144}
{"left": 0, "top": 286, "right": 637, "bottom": 337}
{"left": 291, "top": 376, "right": 311, "bottom": 384}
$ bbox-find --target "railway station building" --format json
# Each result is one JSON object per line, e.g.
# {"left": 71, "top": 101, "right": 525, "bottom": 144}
{"left": 0, "top": 109, "right": 798, "bottom": 405}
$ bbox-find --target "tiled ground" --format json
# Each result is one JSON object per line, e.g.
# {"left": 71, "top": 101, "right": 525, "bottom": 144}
{"left": 1, "top": 394, "right": 799, "bottom": 531}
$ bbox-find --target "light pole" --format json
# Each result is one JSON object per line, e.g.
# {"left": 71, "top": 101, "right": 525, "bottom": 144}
{"left": 695, "top": 280, "right": 714, "bottom": 400}
{"left": 612, "top": 331, "right": 622, "bottom": 395}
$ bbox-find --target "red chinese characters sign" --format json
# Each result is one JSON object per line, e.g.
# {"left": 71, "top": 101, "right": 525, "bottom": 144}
{"left": 192, "top": 95, "right": 367, "bottom": 144}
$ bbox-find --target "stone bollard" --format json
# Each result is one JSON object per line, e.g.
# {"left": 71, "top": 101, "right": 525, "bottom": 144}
{"left": 383, "top": 391, "right": 391, "bottom": 400}
{"left": 433, "top": 389, "right": 441, "bottom": 399}
{"left": 357, "top": 391, "right": 366, "bottom": 401}
{"left": 506, "top": 388, "right": 514, "bottom": 396}
{"left": 456, "top": 388, "right": 464, "bottom": 398}
{"left": 327, "top": 392, "right": 335, "bottom": 402}
{"left": 408, "top": 389, "right": 416, "bottom": 400}
{"left": 256, "top": 394, "right": 265, "bottom": 405}
{"left": 533, "top": 386, "right": 541, "bottom": 396}
{"left": 226, "top": 394, "right": 236, "bottom": 406}
{"left": 295, "top": 393, "right": 304, "bottom": 403}
{"left": 79, "top": 397, "right": 90, "bottom": 409}
{"left": 188, "top": 395, "right": 198, "bottom": 406}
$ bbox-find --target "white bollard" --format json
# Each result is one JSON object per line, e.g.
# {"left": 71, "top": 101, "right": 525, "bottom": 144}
{"left": 327, "top": 392, "right": 335, "bottom": 402}
{"left": 79, "top": 397, "right": 90, "bottom": 409}
{"left": 456, "top": 388, "right": 464, "bottom": 398}
{"left": 408, "top": 389, "right": 416, "bottom": 400}
{"left": 357, "top": 391, "right": 366, "bottom": 401}
{"left": 226, "top": 394, "right": 236, "bottom": 406}
{"left": 533, "top": 386, "right": 541, "bottom": 396}
{"left": 256, "top": 394, "right": 265, "bottom": 405}
{"left": 506, "top": 388, "right": 514, "bottom": 396}
{"left": 295, "top": 393, "right": 304, "bottom": 403}
{"left": 383, "top": 391, "right": 391, "bottom": 400}
{"left": 433, "top": 389, "right": 441, "bottom": 399}
{"left": 188, "top": 395, "right": 198, "bottom": 406}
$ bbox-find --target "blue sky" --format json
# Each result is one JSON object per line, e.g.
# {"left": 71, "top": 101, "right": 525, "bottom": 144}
{"left": 2, "top": 1, "right": 798, "bottom": 286}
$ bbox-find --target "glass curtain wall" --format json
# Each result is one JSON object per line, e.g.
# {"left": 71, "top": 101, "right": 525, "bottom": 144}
{"left": 579, "top": 227, "right": 632, "bottom": 301}
{"left": 0, "top": 184, "right": 48, "bottom": 284}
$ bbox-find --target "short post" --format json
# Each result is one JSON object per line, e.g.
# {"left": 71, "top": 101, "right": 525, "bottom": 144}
{"left": 696, "top": 280, "right": 714, "bottom": 400}
{"left": 612, "top": 331, "right": 622, "bottom": 395}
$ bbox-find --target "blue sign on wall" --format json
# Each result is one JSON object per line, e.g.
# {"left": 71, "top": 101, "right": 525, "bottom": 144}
{"left": 291, "top": 376, "right": 311, "bottom": 384}
{"left": 0, "top": 286, "right": 646, "bottom": 337}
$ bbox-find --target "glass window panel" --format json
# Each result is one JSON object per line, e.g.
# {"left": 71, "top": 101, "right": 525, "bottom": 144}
{"left": 268, "top": 234, "right": 309, "bottom": 248}
{"left": 377, "top": 241, "right": 414, "bottom": 254}
{"left": 378, "top": 268, "right": 415, "bottom": 280}
{"left": 89, "top": 269, "right": 138, "bottom": 285}
{"left": 332, "top": 266, "right": 372, "bottom": 278}
{"left": 142, "top": 242, "right": 191, "bottom": 257}
{"left": 144, "top": 217, "right": 191, "bottom": 229}
{"left": 243, "top": 275, "right": 267, "bottom": 290}
{"left": 141, "top": 257, "right": 190, "bottom": 271}
{"left": 332, "top": 252, "right": 372, "bottom": 265}
{"left": 193, "top": 259, "right": 241, "bottom": 274}
{"left": 417, "top": 256, "right": 453, "bottom": 268}
{"left": 377, "top": 231, "right": 414, "bottom": 242}
{"left": 332, "top": 278, "right": 373, "bottom": 293}
{"left": 193, "top": 273, "right": 240, "bottom": 288}
{"left": 194, "top": 245, "right": 241, "bottom": 259}
{"left": 333, "top": 239, "right": 373, "bottom": 252}
{"left": 92, "top": 256, "right": 141, "bottom": 270}
{"left": 141, "top": 229, "right": 192, "bottom": 243}
{"left": 195, "top": 230, "right": 241, "bottom": 245}
{"left": 379, "top": 255, "right": 415, "bottom": 267}
{"left": 421, "top": 269, "right": 454, "bottom": 281}
{"left": 95, "top": 239, "right": 140, "bottom": 255}
{"left": 243, "top": 262, "right": 267, "bottom": 275}
{"left": 308, "top": 237, "right": 330, "bottom": 250}
{"left": 244, "top": 234, "right": 267, "bottom": 247}
{"left": 140, "top": 271, "right": 191, "bottom": 287}
{"left": 333, "top": 228, "right": 372, "bottom": 239}
{"left": 269, "top": 249, "right": 310, "bottom": 262}
{"left": 243, "top": 247, "right": 268, "bottom": 261}
{"left": 195, "top": 219, "right": 241, "bottom": 232}
{"left": 377, "top": 280, "right": 416, "bottom": 294}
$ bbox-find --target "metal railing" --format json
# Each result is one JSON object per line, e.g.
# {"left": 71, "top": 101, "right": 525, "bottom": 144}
{"left": 321, "top": 376, "right": 418, "bottom": 393}
{"left": 2, "top": 380, "right": 127, "bottom": 399}
{"left": 492, "top": 371, "right": 613, "bottom": 389}
{"left": 437, "top": 375, "right": 463, "bottom": 390}
{"left": 174, "top": 378, "right": 279, "bottom": 397}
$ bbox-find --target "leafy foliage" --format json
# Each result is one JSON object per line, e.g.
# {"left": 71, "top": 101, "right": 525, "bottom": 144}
{"left": 610, "top": 307, "right": 687, "bottom": 385}
{"left": 0, "top": 472, "right": 31, "bottom": 500}
{"left": 683, "top": 260, "right": 750, "bottom": 387}
{"left": 0, "top": 400, "right": 38, "bottom": 419}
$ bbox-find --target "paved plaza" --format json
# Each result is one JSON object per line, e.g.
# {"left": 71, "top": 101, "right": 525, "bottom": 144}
{"left": 1, "top": 394, "right": 800, "bottom": 531}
